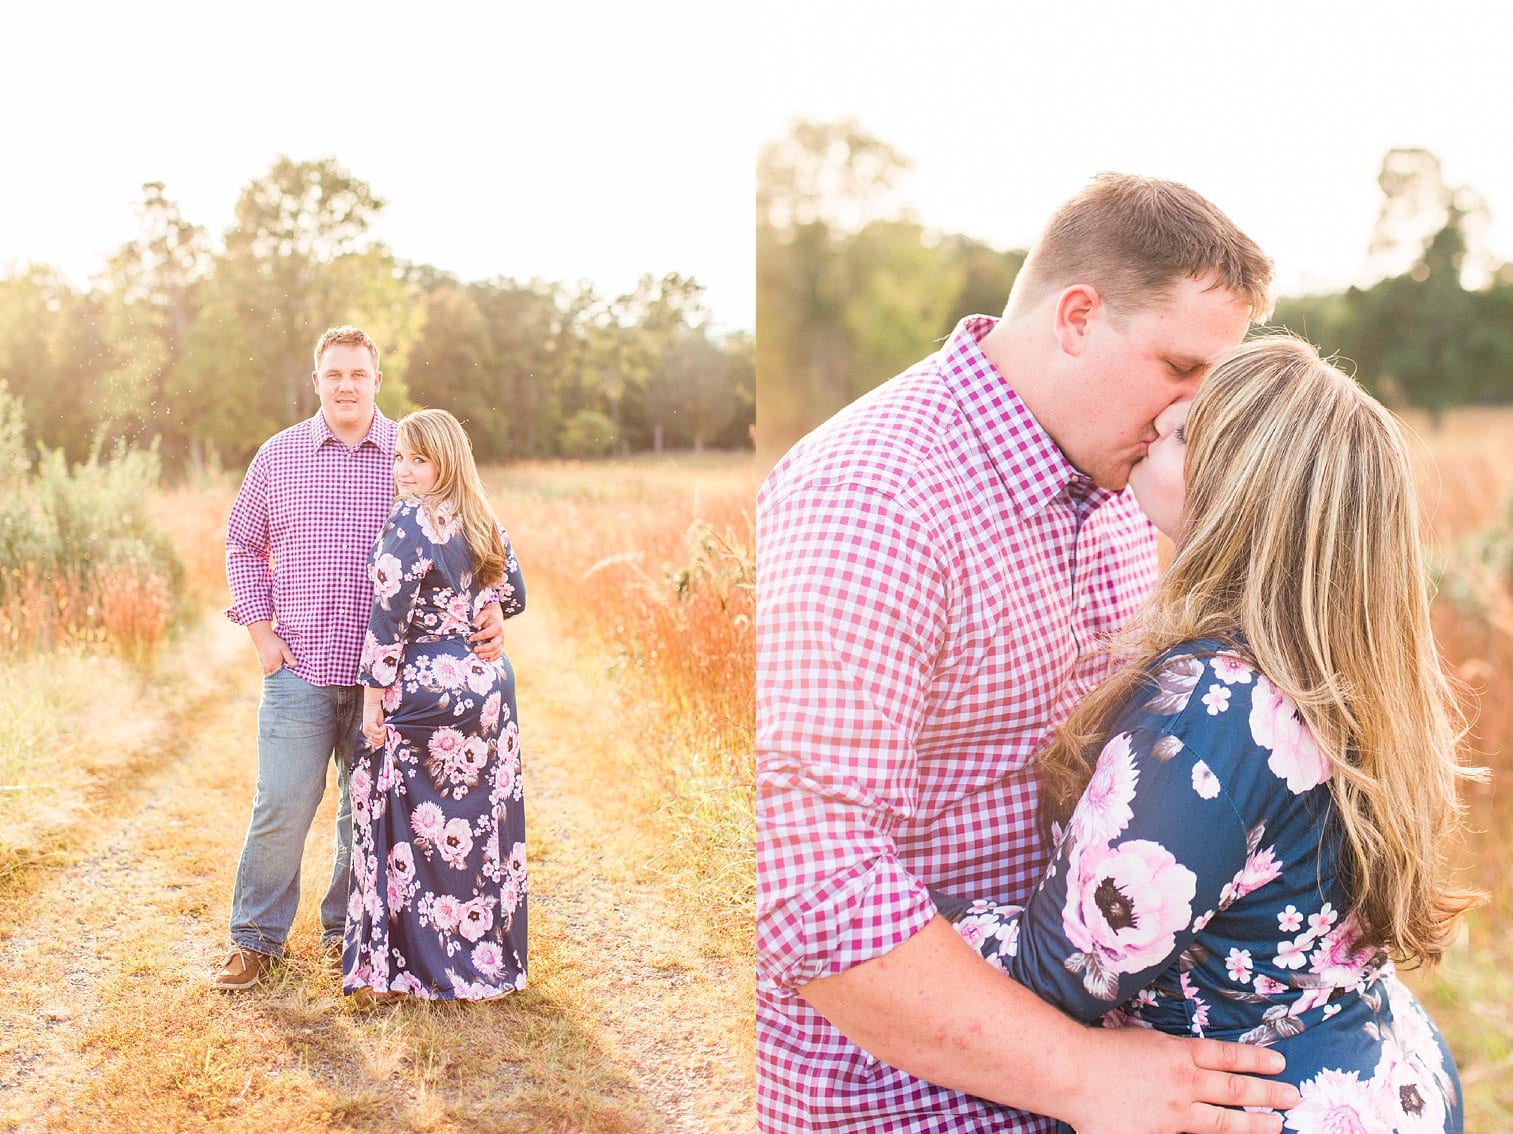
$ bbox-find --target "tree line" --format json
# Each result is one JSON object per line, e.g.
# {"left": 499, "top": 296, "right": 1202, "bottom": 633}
{"left": 759, "top": 123, "right": 1513, "bottom": 458}
{"left": 0, "top": 158, "right": 754, "bottom": 476}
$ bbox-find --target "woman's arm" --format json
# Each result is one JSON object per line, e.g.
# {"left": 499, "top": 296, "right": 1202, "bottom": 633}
{"left": 358, "top": 502, "right": 428, "bottom": 716}
{"left": 941, "top": 660, "right": 1257, "bottom": 1023}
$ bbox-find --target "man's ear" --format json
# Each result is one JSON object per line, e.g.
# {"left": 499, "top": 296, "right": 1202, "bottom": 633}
{"left": 1052, "top": 285, "right": 1101, "bottom": 358}
{"left": 374, "top": 370, "right": 383, "bottom": 394}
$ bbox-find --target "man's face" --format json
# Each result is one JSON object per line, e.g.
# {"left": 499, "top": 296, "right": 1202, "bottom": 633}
{"left": 312, "top": 343, "right": 382, "bottom": 437}
{"left": 1061, "top": 273, "right": 1250, "bottom": 491}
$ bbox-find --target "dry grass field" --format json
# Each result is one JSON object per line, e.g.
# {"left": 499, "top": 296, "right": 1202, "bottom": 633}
{"left": 1392, "top": 407, "right": 1513, "bottom": 1129}
{"left": 0, "top": 451, "right": 757, "bottom": 1134}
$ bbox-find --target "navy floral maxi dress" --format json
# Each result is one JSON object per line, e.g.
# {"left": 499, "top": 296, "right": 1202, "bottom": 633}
{"left": 345, "top": 497, "right": 527, "bottom": 1000}
{"left": 938, "top": 640, "right": 1462, "bottom": 1134}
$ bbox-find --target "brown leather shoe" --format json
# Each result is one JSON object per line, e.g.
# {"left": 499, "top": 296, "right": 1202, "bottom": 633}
{"left": 323, "top": 938, "right": 343, "bottom": 974}
{"left": 212, "top": 947, "right": 277, "bottom": 991}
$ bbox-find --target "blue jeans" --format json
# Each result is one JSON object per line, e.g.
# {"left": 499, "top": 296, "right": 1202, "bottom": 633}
{"left": 228, "top": 667, "right": 358, "bottom": 957}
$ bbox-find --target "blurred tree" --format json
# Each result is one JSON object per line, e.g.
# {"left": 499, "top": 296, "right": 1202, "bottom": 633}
{"left": 0, "top": 268, "right": 114, "bottom": 463}
{"left": 218, "top": 156, "right": 386, "bottom": 429}
{"left": 470, "top": 279, "right": 568, "bottom": 459}
{"left": 757, "top": 120, "right": 1034, "bottom": 460}
{"left": 97, "top": 182, "right": 211, "bottom": 469}
{"left": 406, "top": 284, "right": 497, "bottom": 448}
{"left": 842, "top": 220, "right": 964, "bottom": 400}
{"left": 758, "top": 119, "right": 915, "bottom": 459}
{"left": 1367, "top": 148, "right": 1496, "bottom": 288}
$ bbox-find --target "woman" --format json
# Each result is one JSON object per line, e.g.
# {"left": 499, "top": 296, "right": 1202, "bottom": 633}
{"left": 345, "top": 408, "right": 528, "bottom": 1001}
{"left": 938, "top": 337, "right": 1481, "bottom": 1131}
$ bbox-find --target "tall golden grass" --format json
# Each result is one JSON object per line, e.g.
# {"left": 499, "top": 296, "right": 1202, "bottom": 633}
{"left": 485, "top": 453, "right": 758, "bottom": 919}
{"left": 1395, "top": 407, "right": 1513, "bottom": 1126}
{"left": 0, "top": 563, "right": 171, "bottom": 661}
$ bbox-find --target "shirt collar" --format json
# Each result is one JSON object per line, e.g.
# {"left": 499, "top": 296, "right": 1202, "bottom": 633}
{"left": 306, "top": 407, "right": 394, "bottom": 451}
{"left": 942, "top": 315, "right": 1115, "bottom": 520}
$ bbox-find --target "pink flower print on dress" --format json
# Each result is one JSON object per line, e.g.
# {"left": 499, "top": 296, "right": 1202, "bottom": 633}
{"left": 432, "top": 894, "right": 464, "bottom": 932}
{"left": 381, "top": 682, "right": 402, "bottom": 713}
{"left": 1069, "top": 732, "right": 1139, "bottom": 848}
{"left": 1376, "top": 1041, "right": 1446, "bottom": 1134}
{"left": 417, "top": 501, "right": 453, "bottom": 546}
{"left": 446, "top": 594, "right": 473, "bottom": 631}
{"left": 1201, "top": 685, "right": 1230, "bottom": 716}
{"left": 1191, "top": 761, "right": 1221, "bottom": 800}
{"left": 1225, "top": 948, "right": 1254, "bottom": 984}
{"left": 458, "top": 736, "right": 489, "bottom": 783}
{"left": 1232, "top": 845, "right": 1283, "bottom": 902}
{"left": 1308, "top": 914, "right": 1373, "bottom": 988}
{"left": 1253, "top": 974, "right": 1287, "bottom": 996}
{"left": 464, "top": 657, "right": 496, "bottom": 696}
{"left": 458, "top": 895, "right": 494, "bottom": 942}
{"left": 1284, "top": 1067, "right": 1395, "bottom": 1133}
{"left": 431, "top": 654, "right": 468, "bottom": 691}
{"left": 439, "top": 818, "right": 474, "bottom": 867}
{"left": 1211, "top": 653, "right": 1255, "bottom": 685}
{"left": 1278, "top": 904, "right": 1304, "bottom": 933}
{"left": 495, "top": 751, "right": 517, "bottom": 801}
{"left": 480, "top": 693, "right": 501, "bottom": 733}
{"left": 393, "top": 971, "right": 427, "bottom": 997}
{"left": 1275, "top": 936, "right": 1309, "bottom": 971}
{"left": 411, "top": 801, "right": 446, "bottom": 846}
{"left": 507, "top": 841, "right": 527, "bottom": 881}
{"left": 471, "top": 941, "right": 505, "bottom": 978}
{"left": 389, "top": 841, "right": 416, "bottom": 886}
{"left": 370, "top": 552, "right": 403, "bottom": 605}
{"left": 1309, "top": 902, "right": 1340, "bottom": 937}
{"left": 1061, "top": 840, "right": 1197, "bottom": 999}
{"left": 1249, "top": 675, "right": 1331, "bottom": 794}
{"left": 350, "top": 768, "right": 373, "bottom": 824}
{"left": 427, "top": 727, "right": 468, "bottom": 783}
{"left": 362, "top": 634, "right": 404, "bottom": 687}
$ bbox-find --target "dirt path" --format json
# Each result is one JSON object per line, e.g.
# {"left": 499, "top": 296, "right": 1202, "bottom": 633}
{"left": 0, "top": 604, "right": 752, "bottom": 1132}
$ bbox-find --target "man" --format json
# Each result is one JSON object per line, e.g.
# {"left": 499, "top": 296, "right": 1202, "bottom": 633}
{"left": 757, "top": 175, "right": 1299, "bottom": 1132}
{"left": 214, "top": 325, "right": 505, "bottom": 990}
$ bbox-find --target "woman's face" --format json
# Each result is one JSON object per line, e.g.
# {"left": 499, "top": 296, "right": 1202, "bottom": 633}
{"left": 1127, "top": 397, "right": 1190, "bottom": 539}
{"left": 394, "top": 442, "right": 438, "bottom": 499}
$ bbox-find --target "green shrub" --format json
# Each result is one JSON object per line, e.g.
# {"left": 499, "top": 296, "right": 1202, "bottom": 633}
{"left": 557, "top": 409, "right": 619, "bottom": 458}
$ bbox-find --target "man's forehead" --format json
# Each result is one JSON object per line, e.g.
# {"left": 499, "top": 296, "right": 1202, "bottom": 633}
{"left": 318, "top": 346, "right": 376, "bottom": 373}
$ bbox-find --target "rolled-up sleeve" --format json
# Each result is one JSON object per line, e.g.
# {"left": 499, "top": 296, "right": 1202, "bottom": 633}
{"left": 756, "top": 475, "right": 949, "bottom": 991}
{"left": 225, "top": 446, "right": 274, "bottom": 626}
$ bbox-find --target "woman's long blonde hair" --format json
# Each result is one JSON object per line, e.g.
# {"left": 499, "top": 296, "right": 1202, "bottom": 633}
{"left": 396, "top": 408, "right": 507, "bottom": 589}
{"left": 1038, "top": 335, "right": 1483, "bottom": 966}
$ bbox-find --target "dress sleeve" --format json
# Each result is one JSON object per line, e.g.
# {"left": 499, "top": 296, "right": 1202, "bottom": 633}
{"left": 358, "top": 501, "right": 430, "bottom": 689}
{"left": 756, "top": 477, "right": 951, "bottom": 991}
{"left": 224, "top": 445, "right": 274, "bottom": 626}
{"left": 480, "top": 524, "right": 525, "bottom": 619}
{"left": 941, "top": 655, "right": 1256, "bottom": 1022}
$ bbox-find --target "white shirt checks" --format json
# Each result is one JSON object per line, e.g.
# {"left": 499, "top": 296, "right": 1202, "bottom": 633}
{"left": 756, "top": 317, "right": 1161, "bottom": 1132}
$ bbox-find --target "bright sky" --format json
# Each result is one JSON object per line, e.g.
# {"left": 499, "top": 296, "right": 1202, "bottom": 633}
{"left": 3, "top": 2, "right": 754, "bottom": 331}
{"left": 757, "top": 0, "right": 1513, "bottom": 300}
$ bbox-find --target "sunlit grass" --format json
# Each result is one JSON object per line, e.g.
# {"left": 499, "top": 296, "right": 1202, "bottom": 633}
{"left": 1396, "top": 406, "right": 1513, "bottom": 1126}
{"left": 485, "top": 453, "right": 758, "bottom": 924}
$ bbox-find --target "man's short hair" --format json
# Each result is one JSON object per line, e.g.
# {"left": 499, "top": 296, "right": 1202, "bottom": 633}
{"left": 1009, "top": 173, "right": 1274, "bottom": 321}
{"left": 313, "top": 325, "right": 380, "bottom": 372}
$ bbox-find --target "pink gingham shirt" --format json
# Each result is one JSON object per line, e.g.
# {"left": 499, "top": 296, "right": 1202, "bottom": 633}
{"left": 756, "top": 317, "right": 1161, "bottom": 1132}
{"left": 225, "top": 410, "right": 398, "bottom": 687}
